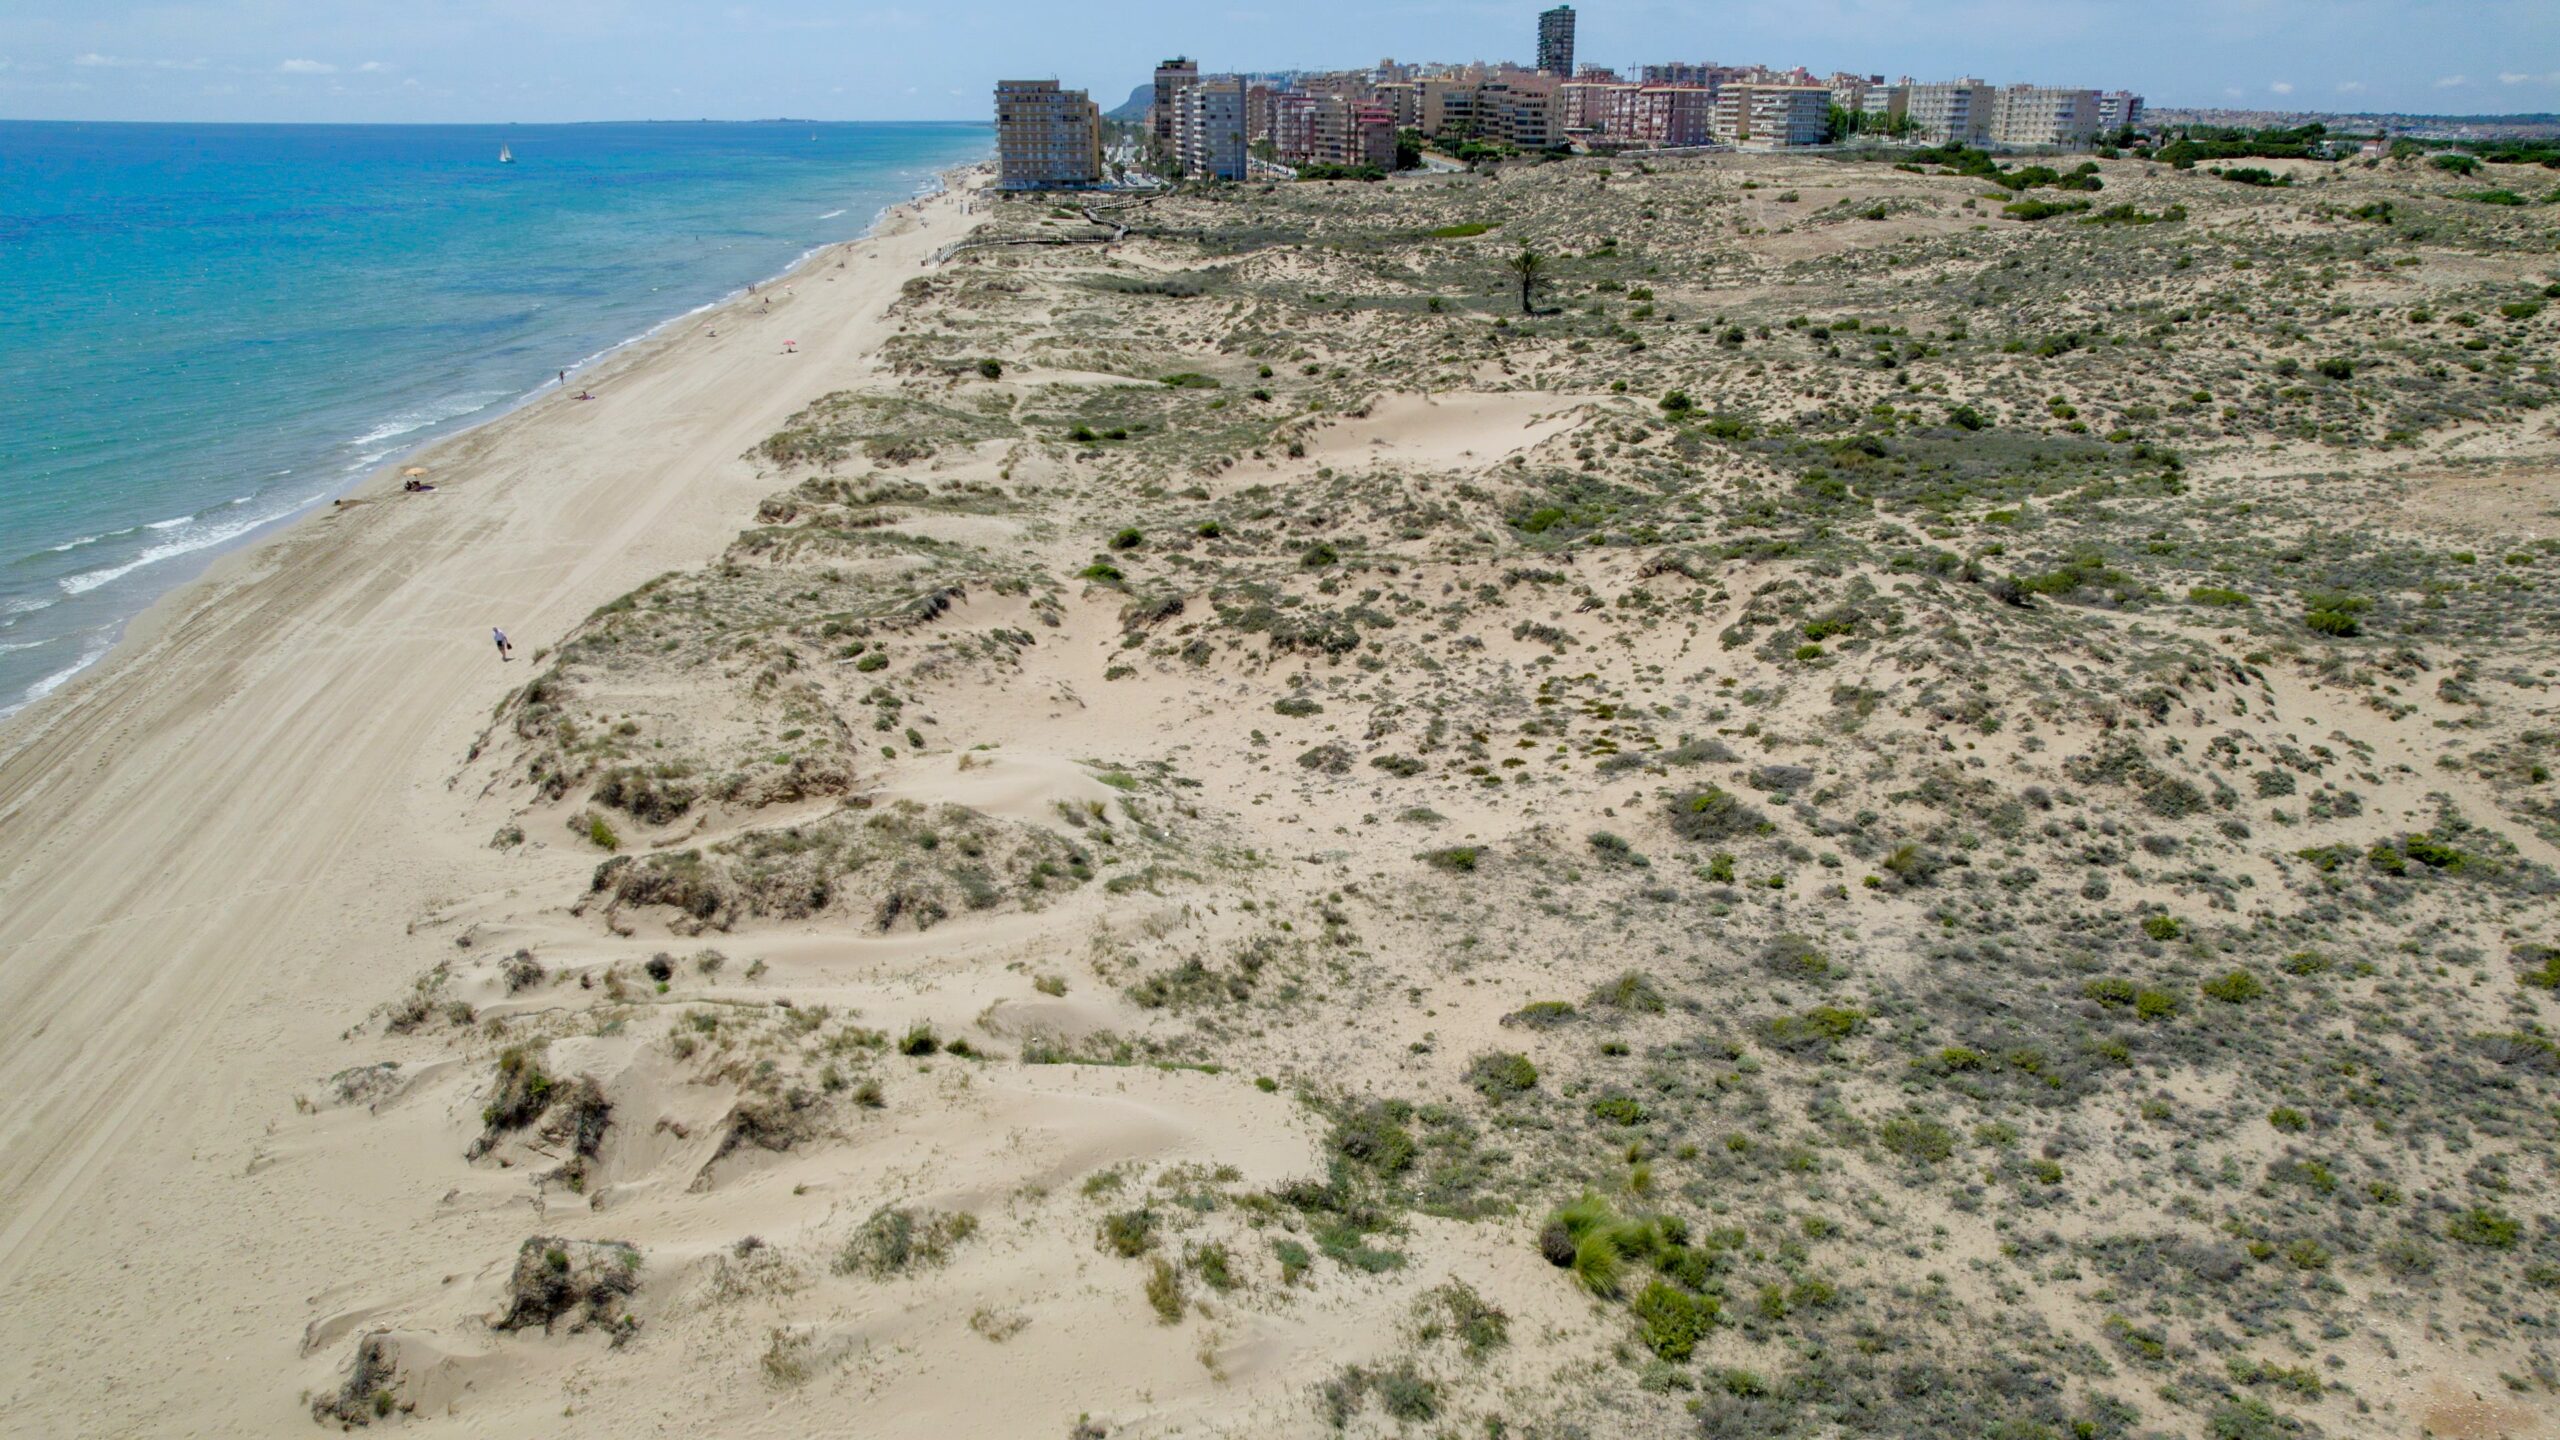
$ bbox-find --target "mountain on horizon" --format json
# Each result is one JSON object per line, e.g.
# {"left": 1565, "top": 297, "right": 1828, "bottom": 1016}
{"left": 1104, "top": 84, "right": 1151, "bottom": 123}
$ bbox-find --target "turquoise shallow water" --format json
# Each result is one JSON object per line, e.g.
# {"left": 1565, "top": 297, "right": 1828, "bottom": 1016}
{"left": 0, "top": 119, "right": 991, "bottom": 717}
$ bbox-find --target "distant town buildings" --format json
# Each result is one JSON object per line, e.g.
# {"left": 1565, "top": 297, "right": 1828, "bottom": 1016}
{"left": 1536, "top": 7, "right": 1576, "bottom": 78}
{"left": 993, "top": 79, "right": 1103, "bottom": 189}
{"left": 993, "top": 6, "right": 2153, "bottom": 188}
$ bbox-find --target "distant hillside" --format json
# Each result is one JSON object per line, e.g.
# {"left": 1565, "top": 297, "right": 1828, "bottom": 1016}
{"left": 1104, "top": 84, "right": 1151, "bottom": 123}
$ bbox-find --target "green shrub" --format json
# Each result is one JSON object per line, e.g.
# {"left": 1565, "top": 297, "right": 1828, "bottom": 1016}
{"left": 1764, "top": 1006, "right": 1866, "bottom": 1052}
{"left": 2448, "top": 1206, "right": 2522, "bottom": 1249}
{"left": 2188, "top": 585, "right": 2250, "bottom": 607}
{"left": 1467, "top": 1050, "right": 1540, "bottom": 1098}
{"left": 1420, "top": 846, "right": 1479, "bottom": 873}
{"left": 2134, "top": 988, "right": 2182, "bottom": 1021}
{"left": 2003, "top": 197, "right": 2093, "bottom": 222}
{"left": 1428, "top": 1281, "right": 1511, "bottom": 1358}
{"left": 1588, "top": 970, "right": 1666, "bottom": 1013}
{"left": 1589, "top": 1095, "right": 1648, "bottom": 1125}
{"left": 1668, "top": 785, "right": 1767, "bottom": 841}
{"left": 2084, "top": 977, "right": 2137, "bottom": 1007}
{"left": 2142, "top": 914, "right": 2183, "bottom": 941}
{"left": 1505, "top": 1000, "right": 1577, "bottom": 1028}
{"left": 1144, "top": 1257, "right": 1184, "bottom": 1322}
{"left": 1877, "top": 1112, "right": 1957, "bottom": 1164}
{"left": 2202, "top": 969, "right": 2264, "bottom": 1003}
{"left": 836, "top": 1206, "right": 978, "bottom": 1277}
{"left": 2303, "top": 590, "right": 2368, "bottom": 637}
{"left": 2268, "top": 1106, "right": 2308, "bottom": 1132}
{"left": 1098, "top": 1208, "right": 1155, "bottom": 1257}
{"left": 1631, "top": 1281, "right": 1716, "bottom": 1360}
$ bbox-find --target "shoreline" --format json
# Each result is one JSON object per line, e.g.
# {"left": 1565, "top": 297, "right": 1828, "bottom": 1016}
{"left": 0, "top": 171, "right": 984, "bottom": 1432}
{"left": 0, "top": 155, "right": 984, "bottom": 730}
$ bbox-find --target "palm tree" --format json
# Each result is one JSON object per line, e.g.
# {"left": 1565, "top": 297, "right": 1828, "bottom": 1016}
{"left": 1506, "top": 247, "right": 1545, "bottom": 315}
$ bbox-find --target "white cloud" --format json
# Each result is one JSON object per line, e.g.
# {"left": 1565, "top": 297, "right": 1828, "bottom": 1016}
{"left": 355, "top": 60, "right": 392, "bottom": 74}
{"left": 2268, "top": 80, "right": 2293, "bottom": 95}
{"left": 2335, "top": 80, "right": 2366, "bottom": 94}
{"left": 74, "top": 52, "right": 204, "bottom": 71}
{"left": 278, "top": 59, "right": 336, "bottom": 75}
{"left": 2434, "top": 74, "right": 2468, "bottom": 88}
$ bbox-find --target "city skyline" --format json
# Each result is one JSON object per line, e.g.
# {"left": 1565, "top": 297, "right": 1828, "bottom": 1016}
{"left": 4, "top": 1, "right": 2557, "bottom": 123}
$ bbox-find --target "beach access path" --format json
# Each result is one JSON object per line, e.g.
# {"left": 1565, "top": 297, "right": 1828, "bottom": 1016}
{"left": 0, "top": 178, "right": 978, "bottom": 1432}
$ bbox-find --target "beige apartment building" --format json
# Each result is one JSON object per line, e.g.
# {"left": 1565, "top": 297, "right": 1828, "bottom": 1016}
{"left": 1710, "top": 82, "right": 1830, "bottom": 148}
{"left": 1904, "top": 78, "right": 1995, "bottom": 144}
{"left": 1991, "top": 85, "right": 2102, "bottom": 147}
{"left": 993, "top": 79, "right": 1103, "bottom": 189}
{"left": 1375, "top": 81, "right": 1422, "bottom": 130}
{"left": 1421, "top": 72, "right": 1562, "bottom": 149}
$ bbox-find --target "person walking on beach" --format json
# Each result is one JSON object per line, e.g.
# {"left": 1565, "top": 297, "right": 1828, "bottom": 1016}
{"left": 492, "top": 626, "right": 513, "bottom": 662}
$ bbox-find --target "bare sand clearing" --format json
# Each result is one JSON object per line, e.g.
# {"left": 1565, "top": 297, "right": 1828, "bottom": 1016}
{"left": 0, "top": 182, "right": 986, "bottom": 1435}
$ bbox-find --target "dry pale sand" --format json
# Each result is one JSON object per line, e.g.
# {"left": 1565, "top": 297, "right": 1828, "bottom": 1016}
{"left": 0, "top": 181, "right": 984, "bottom": 1436}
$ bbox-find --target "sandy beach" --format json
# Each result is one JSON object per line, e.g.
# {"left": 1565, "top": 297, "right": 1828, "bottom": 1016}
{"left": 0, "top": 178, "right": 984, "bottom": 1434}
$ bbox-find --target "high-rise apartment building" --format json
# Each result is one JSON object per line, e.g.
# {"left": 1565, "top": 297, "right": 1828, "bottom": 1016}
{"left": 1376, "top": 81, "right": 1422, "bottom": 130}
{"left": 1904, "top": 78, "right": 1995, "bottom": 144}
{"left": 1418, "top": 77, "right": 1477, "bottom": 136}
{"left": 1560, "top": 81, "right": 1626, "bottom": 134}
{"left": 1536, "top": 6, "right": 1576, "bottom": 77}
{"left": 1152, "top": 58, "right": 1199, "bottom": 147}
{"left": 1990, "top": 85, "right": 2102, "bottom": 147}
{"left": 1749, "top": 85, "right": 1833, "bottom": 147}
{"left": 1272, "top": 91, "right": 1320, "bottom": 161}
{"left": 2095, "top": 91, "right": 2145, "bottom": 131}
{"left": 1309, "top": 95, "right": 1396, "bottom": 169}
{"left": 1173, "top": 74, "right": 1248, "bottom": 180}
{"left": 1245, "top": 83, "right": 1279, "bottom": 145}
{"left": 1479, "top": 75, "right": 1564, "bottom": 149}
{"left": 1709, "top": 83, "right": 1831, "bottom": 147}
{"left": 1616, "top": 86, "right": 1716, "bottom": 148}
{"left": 994, "top": 80, "right": 1103, "bottom": 189}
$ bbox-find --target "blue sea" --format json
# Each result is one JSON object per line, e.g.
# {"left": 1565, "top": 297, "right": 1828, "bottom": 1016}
{"left": 0, "top": 119, "right": 991, "bottom": 717}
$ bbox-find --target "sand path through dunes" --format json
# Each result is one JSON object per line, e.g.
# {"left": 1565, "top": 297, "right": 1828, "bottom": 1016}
{"left": 0, "top": 182, "right": 979, "bottom": 1432}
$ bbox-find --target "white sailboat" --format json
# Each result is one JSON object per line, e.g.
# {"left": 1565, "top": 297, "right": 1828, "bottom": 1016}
{"left": 499, "top": 144, "right": 514, "bottom": 164}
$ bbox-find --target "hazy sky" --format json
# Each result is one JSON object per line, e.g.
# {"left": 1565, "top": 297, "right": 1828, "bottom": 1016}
{"left": 3, "top": 1, "right": 2555, "bottom": 123}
